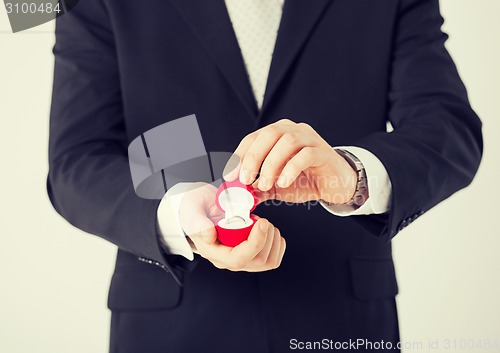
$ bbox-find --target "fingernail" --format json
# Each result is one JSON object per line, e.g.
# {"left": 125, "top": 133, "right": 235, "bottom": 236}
{"left": 240, "top": 169, "right": 249, "bottom": 184}
{"left": 259, "top": 220, "right": 269, "bottom": 232}
{"left": 277, "top": 175, "right": 286, "bottom": 188}
{"left": 258, "top": 177, "right": 267, "bottom": 190}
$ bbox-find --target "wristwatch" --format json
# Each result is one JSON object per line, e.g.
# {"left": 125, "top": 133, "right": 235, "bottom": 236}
{"left": 326, "top": 148, "right": 369, "bottom": 210}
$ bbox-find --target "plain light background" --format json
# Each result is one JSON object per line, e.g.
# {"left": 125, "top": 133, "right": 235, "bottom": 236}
{"left": 0, "top": 1, "right": 498, "bottom": 352}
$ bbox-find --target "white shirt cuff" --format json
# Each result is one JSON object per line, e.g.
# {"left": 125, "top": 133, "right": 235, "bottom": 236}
{"left": 320, "top": 146, "right": 392, "bottom": 216}
{"left": 156, "top": 182, "right": 195, "bottom": 261}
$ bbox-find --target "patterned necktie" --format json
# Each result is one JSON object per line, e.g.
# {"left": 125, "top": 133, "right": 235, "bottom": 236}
{"left": 225, "top": 0, "right": 284, "bottom": 110}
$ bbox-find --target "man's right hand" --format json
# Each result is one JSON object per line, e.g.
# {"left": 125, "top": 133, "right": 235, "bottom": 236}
{"left": 178, "top": 182, "right": 286, "bottom": 272}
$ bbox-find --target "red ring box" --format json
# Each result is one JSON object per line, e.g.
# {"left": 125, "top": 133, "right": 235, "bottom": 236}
{"left": 215, "top": 181, "right": 257, "bottom": 247}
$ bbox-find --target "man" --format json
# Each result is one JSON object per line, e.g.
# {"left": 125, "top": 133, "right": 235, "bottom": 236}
{"left": 47, "top": 0, "right": 483, "bottom": 352}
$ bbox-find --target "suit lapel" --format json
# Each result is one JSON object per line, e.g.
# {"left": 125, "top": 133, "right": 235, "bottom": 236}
{"left": 169, "top": 0, "right": 258, "bottom": 117}
{"left": 260, "top": 0, "right": 333, "bottom": 117}
{"left": 169, "top": 0, "right": 333, "bottom": 120}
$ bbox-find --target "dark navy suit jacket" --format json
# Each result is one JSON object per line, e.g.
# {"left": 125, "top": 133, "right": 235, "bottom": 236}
{"left": 47, "top": 0, "right": 482, "bottom": 352}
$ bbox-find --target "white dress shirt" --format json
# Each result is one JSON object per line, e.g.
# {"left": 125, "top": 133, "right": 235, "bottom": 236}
{"left": 156, "top": 0, "right": 392, "bottom": 260}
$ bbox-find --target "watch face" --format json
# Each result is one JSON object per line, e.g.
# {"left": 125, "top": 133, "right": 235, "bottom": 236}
{"left": 353, "top": 169, "right": 368, "bottom": 207}
{"left": 334, "top": 149, "right": 368, "bottom": 208}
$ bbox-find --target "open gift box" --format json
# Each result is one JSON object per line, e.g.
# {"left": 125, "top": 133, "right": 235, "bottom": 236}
{"left": 215, "top": 180, "right": 258, "bottom": 247}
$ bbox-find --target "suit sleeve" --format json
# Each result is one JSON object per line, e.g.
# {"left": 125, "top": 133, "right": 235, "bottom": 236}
{"left": 351, "top": 0, "right": 483, "bottom": 240}
{"left": 47, "top": 0, "right": 187, "bottom": 284}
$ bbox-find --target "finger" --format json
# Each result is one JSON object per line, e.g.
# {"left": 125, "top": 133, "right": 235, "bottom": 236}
{"left": 231, "top": 131, "right": 259, "bottom": 182}
{"left": 239, "top": 126, "right": 286, "bottom": 184}
{"left": 278, "top": 147, "right": 317, "bottom": 188}
{"left": 233, "top": 133, "right": 258, "bottom": 167}
{"left": 249, "top": 219, "right": 275, "bottom": 266}
{"left": 264, "top": 228, "right": 283, "bottom": 269}
{"left": 274, "top": 118, "right": 296, "bottom": 126}
{"left": 197, "top": 218, "right": 269, "bottom": 269}
{"left": 277, "top": 237, "right": 286, "bottom": 266}
{"left": 253, "top": 183, "right": 300, "bottom": 203}
{"left": 232, "top": 119, "right": 293, "bottom": 160}
{"left": 222, "top": 153, "right": 243, "bottom": 181}
{"left": 233, "top": 119, "right": 295, "bottom": 159}
{"left": 258, "top": 132, "right": 313, "bottom": 191}
{"left": 225, "top": 218, "right": 270, "bottom": 269}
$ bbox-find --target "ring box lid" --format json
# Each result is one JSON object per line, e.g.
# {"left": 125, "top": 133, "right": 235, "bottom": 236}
{"left": 215, "top": 181, "right": 257, "bottom": 222}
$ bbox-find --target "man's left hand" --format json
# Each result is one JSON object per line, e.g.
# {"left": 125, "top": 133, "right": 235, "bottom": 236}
{"left": 225, "top": 119, "right": 357, "bottom": 204}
